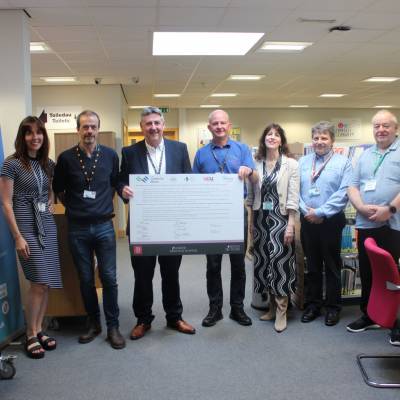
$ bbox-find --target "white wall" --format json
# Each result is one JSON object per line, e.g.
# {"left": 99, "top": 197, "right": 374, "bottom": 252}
{"left": 128, "top": 107, "right": 394, "bottom": 161}
{"left": 32, "top": 84, "right": 125, "bottom": 160}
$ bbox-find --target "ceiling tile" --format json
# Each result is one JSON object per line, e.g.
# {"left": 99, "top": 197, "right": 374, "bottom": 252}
{"left": 158, "top": 7, "right": 225, "bottom": 27}
{"left": 13, "top": 0, "right": 82, "bottom": 6}
{"left": 300, "top": 0, "right": 373, "bottom": 11}
{"left": 91, "top": 7, "right": 156, "bottom": 27}
{"left": 160, "top": 0, "right": 230, "bottom": 6}
{"left": 27, "top": 7, "right": 91, "bottom": 26}
{"left": 220, "top": 7, "right": 290, "bottom": 30}
{"left": 85, "top": 0, "right": 157, "bottom": 5}
{"left": 48, "top": 40, "right": 103, "bottom": 53}
{"left": 345, "top": 12, "right": 400, "bottom": 30}
{"left": 35, "top": 26, "right": 99, "bottom": 41}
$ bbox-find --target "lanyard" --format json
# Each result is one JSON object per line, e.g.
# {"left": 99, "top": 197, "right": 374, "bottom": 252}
{"left": 30, "top": 160, "right": 44, "bottom": 198}
{"left": 76, "top": 145, "right": 100, "bottom": 189}
{"left": 373, "top": 151, "right": 389, "bottom": 176}
{"left": 211, "top": 146, "right": 230, "bottom": 173}
{"left": 147, "top": 146, "right": 164, "bottom": 174}
{"left": 311, "top": 151, "right": 334, "bottom": 183}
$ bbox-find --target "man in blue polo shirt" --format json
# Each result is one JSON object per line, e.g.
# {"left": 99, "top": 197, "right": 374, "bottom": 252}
{"left": 347, "top": 109, "right": 400, "bottom": 345}
{"left": 193, "top": 109, "right": 258, "bottom": 327}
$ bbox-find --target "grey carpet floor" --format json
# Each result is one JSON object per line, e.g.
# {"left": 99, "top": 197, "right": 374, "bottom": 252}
{"left": 2, "top": 239, "right": 399, "bottom": 400}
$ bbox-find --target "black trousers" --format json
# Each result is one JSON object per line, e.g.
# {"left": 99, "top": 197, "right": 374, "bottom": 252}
{"left": 130, "top": 255, "right": 183, "bottom": 324}
{"left": 206, "top": 206, "right": 248, "bottom": 309}
{"left": 301, "top": 212, "right": 346, "bottom": 312}
{"left": 357, "top": 226, "right": 400, "bottom": 315}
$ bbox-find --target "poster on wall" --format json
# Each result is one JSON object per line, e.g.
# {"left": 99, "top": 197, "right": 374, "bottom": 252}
{"left": 331, "top": 118, "right": 362, "bottom": 141}
{"left": 197, "top": 127, "right": 212, "bottom": 148}
{"left": 36, "top": 106, "right": 82, "bottom": 130}
{"left": 0, "top": 126, "right": 25, "bottom": 347}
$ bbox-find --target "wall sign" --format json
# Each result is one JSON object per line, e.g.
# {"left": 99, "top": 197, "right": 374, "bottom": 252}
{"left": 331, "top": 118, "right": 362, "bottom": 140}
{"left": 36, "top": 106, "right": 82, "bottom": 130}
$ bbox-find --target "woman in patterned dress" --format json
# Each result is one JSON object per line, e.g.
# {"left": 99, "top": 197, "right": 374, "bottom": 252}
{"left": 247, "top": 124, "right": 299, "bottom": 332}
{"left": 0, "top": 116, "right": 62, "bottom": 358}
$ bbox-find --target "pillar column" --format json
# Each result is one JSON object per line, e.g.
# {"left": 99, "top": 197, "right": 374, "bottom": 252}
{"left": 0, "top": 10, "right": 32, "bottom": 157}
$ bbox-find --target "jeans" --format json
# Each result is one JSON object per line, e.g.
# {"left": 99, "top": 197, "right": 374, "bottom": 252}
{"left": 68, "top": 220, "right": 119, "bottom": 329}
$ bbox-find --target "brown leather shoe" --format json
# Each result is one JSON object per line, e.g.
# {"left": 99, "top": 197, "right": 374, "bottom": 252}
{"left": 167, "top": 319, "right": 196, "bottom": 334}
{"left": 130, "top": 323, "right": 151, "bottom": 340}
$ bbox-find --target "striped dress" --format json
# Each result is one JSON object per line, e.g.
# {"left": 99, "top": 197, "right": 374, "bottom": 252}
{"left": 252, "top": 163, "right": 296, "bottom": 297}
{"left": 1, "top": 157, "right": 62, "bottom": 288}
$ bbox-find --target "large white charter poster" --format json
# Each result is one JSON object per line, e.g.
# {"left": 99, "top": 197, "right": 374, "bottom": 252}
{"left": 129, "top": 174, "right": 244, "bottom": 256}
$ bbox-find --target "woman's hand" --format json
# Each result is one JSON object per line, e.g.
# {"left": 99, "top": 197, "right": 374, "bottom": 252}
{"left": 284, "top": 225, "right": 295, "bottom": 246}
{"left": 48, "top": 199, "right": 55, "bottom": 214}
{"left": 15, "top": 235, "right": 30, "bottom": 260}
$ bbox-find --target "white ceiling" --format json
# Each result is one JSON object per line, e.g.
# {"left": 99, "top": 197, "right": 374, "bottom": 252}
{"left": 2, "top": 0, "right": 400, "bottom": 108}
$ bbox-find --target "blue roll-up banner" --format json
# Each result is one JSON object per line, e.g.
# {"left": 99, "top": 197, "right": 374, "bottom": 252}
{"left": 0, "top": 126, "right": 25, "bottom": 347}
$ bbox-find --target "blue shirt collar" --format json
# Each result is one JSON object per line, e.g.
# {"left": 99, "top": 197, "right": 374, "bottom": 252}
{"left": 315, "top": 150, "right": 333, "bottom": 161}
{"left": 211, "top": 138, "right": 232, "bottom": 149}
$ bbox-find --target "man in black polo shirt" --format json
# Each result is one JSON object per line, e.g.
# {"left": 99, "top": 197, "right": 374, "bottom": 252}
{"left": 53, "top": 110, "right": 125, "bottom": 349}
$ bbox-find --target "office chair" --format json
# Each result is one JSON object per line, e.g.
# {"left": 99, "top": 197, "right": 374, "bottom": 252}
{"left": 357, "top": 237, "right": 400, "bottom": 388}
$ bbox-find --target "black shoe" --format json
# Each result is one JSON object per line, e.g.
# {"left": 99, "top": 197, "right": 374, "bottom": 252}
{"left": 301, "top": 307, "right": 321, "bottom": 323}
{"left": 107, "top": 327, "right": 126, "bottom": 349}
{"left": 389, "top": 328, "right": 400, "bottom": 346}
{"left": 229, "top": 308, "right": 252, "bottom": 326}
{"left": 346, "top": 315, "right": 380, "bottom": 332}
{"left": 202, "top": 308, "right": 223, "bottom": 327}
{"left": 325, "top": 311, "right": 340, "bottom": 326}
{"left": 78, "top": 320, "right": 102, "bottom": 344}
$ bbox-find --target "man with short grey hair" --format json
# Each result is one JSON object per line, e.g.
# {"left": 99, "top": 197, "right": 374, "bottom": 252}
{"left": 347, "top": 110, "right": 400, "bottom": 345}
{"left": 299, "top": 121, "right": 352, "bottom": 326}
{"left": 119, "top": 106, "right": 196, "bottom": 340}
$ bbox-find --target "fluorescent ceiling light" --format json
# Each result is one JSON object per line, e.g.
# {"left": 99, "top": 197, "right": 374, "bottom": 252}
{"left": 228, "top": 75, "right": 265, "bottom": 80}
{"left": 40, "top": 76, "right": 77, "bottom": 82}
{"left": 258, "top": 41, "right": 312, "bottom": 52}
{"left": 211, "top": 93, "right": 237, "bottom": 97}
{"left": 153, "top": 32, "right": 264, "bottom": 56}
{"left": 200, "top": 105, "right": 221, "bottom": 108}
{"left": 153, "top": 94, "right": 180, "bottom": 98}
{"left": 374, "top": 105, "right": 393, "bottom": 108}
{"left": 30, "top": 42, "right": 51, "bottom": 53}
{"left": 319, "top": 93, "right": 345, "bottom": 98}
{"left": 129, "top": 106, "right": 150, "bottom": 109}
{"left": 289, "top": 105, "right": 309, "bottom": 108}
{"left": 363, "top": 77, "right": 400, "bottom": 83}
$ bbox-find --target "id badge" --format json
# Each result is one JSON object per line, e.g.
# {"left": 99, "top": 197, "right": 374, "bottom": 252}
{"left": 309, "top": 187, "right": 321, "bottom": 197}
{"left": 263, "top": 200, "right": 273, "bottom": 211}
{"left": 37, "top": 202, "right": 46, "bottom": 212}
{"left": 364, "top": 179, "right": 377, "bottom": 192}
{"left": 83, "top": 190, "right": 96, "bottom": 199}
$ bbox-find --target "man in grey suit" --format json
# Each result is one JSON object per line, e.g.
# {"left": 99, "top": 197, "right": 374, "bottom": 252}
{"left": 118, "top": 106, "right": 195, "bottom": 340}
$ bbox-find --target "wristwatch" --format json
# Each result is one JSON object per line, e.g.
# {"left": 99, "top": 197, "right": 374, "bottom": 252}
{"left": 388, "top": 204, "right": 397, "bottom": 214}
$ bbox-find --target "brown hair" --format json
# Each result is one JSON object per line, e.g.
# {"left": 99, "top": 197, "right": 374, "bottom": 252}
{"left": 254, "top": 123, "right": 291, "bottom": 161}
{"left": 12, "top": 116, "right": 51, "bottom": 177}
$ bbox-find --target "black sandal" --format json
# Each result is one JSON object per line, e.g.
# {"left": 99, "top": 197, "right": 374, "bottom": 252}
{"left": 25, "top": 336, "right": 45, "bottom": 359}
{"left": 37, "top": 331, "right": 57, "bottom": 351}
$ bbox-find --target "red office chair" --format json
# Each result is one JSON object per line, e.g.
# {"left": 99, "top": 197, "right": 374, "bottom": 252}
{"left": 357, "top": 237, "right": 400, "bottom": 388}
